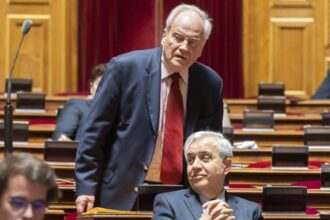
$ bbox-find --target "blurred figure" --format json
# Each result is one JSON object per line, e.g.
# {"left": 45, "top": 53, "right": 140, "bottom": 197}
{"left": 0, "top": 153, "right": 61, "bottom": 220}
{"left": 52, "top": 63, "right": 106, "bottom": 141}
{"left": 153, "top": 131, "right": 263, "bottom": 220}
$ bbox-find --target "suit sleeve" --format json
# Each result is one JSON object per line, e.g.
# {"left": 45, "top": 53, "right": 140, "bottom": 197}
{"left": 52, "top": 100, "right": 83, "bottom": 140}
{"left": 152, "top": 194, "right": 175, "bottom": 220}
{"left": 254, "top": 205, "right": 264, "bottom": 220}
{"left": 75, "top": 58, "right": 122, "bottom": 196}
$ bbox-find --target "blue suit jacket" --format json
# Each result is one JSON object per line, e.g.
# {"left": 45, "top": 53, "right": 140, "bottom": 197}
{"left": 152, "top": 189, "right": 263, "bottom": 220}
{"left": 75, "top": 48, "right": 223, "bottom": 210}
{"left": 52, "top": 99, "right": 90, "bottom": 140}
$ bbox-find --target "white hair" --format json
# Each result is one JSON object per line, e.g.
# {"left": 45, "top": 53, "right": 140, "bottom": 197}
{"left": 165, "top": 4, "right": 213, "bottom": 40}
{"left": 184, "top": 131, "right": 233, "bottom": 161}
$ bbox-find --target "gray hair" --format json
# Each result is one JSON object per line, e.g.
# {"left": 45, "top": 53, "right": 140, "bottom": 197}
{"left": 184, "top": 131, "right": 233, "bottom": 161}
{"left": 165, "top": 3, "right": 213, "bottom": 40}
{"left": 0, "top": 153, "right": 61, "bottom": 202}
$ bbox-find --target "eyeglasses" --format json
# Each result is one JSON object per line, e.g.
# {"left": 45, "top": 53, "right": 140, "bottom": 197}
{"left": 8, "top": 196, "right": 48, "bottom": 216}
{"left": 170, "top": 33, "right": 203, "bottom": 48}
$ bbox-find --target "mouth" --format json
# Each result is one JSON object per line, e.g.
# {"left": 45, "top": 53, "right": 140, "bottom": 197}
{"left": 175, "top": 54, "right": 186, "bottom": 60}
{"left": 190, "top": 174, "right": 205, "bottom": 180}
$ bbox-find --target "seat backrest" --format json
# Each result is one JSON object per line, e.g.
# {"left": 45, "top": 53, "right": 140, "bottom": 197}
{"left": 321, "top": 164, "right": 330, "bottom": 189}
{"left": 243, "top": 110, "right": 274, "bottom": 129}
{"left": 322, "top": 110, "right": 330, "bottom": 126}
{"left": 257, "top": 95, "right": 286, "bottom": 113}
{"left": 44, "top": 140, "right": 78, "bottom": 163}
{"left": 258, "top": 82, "right": 285, "bottom": 96}
{"left": 0, "top": 121, "right": 29, "bottom": 143}
{"left": 16, "top": 92, "right": 45, "bottom": 110}
{"left": 304, "top": 126, "right": 330, "bottom": 146}
{"left": 136, "top": 184, "right": 183, "bottom": 211}
{"left": 272, "top": 145, "right": 308, "bottom": 168}
{"left": 5, "top": 78, "right": 32, "bottom": 93}
{"left": 262, "top": 186, "right": 307, "bottom": 212}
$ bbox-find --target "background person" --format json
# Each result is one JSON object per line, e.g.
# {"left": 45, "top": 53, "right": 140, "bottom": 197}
{"left": 52, "top": 63, "right": 106, "bottom": 141}
{"left": 153, "top": 131, "right": 263, "bottom": 220}
{"left": 75, "top": 3, "right": 224, "bottom": 212}
{"left": 0, "top": 153, "right": 61, "bottom": 220}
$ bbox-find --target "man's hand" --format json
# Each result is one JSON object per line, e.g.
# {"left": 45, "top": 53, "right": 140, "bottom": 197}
{"left": 199, "top": 199, "right": 235, "bottom": 220}
{"left": 58, "top": 134, "right": 72, "bottom": 141}
{"left": 75, "top": 195, "right": 95, "bottom": 214}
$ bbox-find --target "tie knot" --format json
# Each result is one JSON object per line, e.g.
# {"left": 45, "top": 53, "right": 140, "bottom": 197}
{"left": 171, "top": 73, "right": 181, "bottom": 82}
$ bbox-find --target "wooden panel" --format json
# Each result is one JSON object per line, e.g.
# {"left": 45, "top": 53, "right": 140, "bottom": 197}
{"left": 243, "top": 0, "right": 327, "bottom": 98}
{"left": 0, "top": 0, "right": 78, "bottom": 95}
{"left": 270, "top": 18, "right": 314, "bottom": 96}
{"left": 271, "top": 0, "right": 314, "bottom": 7}
{"left": 7, "top": 0, "right": 50, "bottom": 4}
{"left": 6, "top": 15, "right": 50, "bottom": 92}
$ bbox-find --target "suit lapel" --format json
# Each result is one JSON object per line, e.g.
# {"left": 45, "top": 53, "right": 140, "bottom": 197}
{"left": 185, "top": 64, "right": 202, "bottom": 139}
{"left": 226, "top": 192, "right": 240, "bottom": 218}
{"left": 144, "top": 49, "right": 162, "bottom": 135}
{"left": 183, "top": 189, "right": 203, "bottom": 220}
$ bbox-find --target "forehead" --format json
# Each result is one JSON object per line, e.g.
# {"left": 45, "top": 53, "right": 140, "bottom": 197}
{"left": 169, "top": 11, "right": 204, "bottom": 36}
{"left": 5, "top": 175, "right": 47, "bottom": 199}
{"left": 187, "top": 137, "right": 219, "bottom": 155}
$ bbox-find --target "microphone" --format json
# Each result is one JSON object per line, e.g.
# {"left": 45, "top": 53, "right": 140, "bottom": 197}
{"left": 4, "top": 19, "right": 33, "bottom": 156}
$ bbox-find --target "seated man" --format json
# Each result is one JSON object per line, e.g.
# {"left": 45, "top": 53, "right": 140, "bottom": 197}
{"left": 52, "top": 63, "right": 106, "bottom": 141}
{"left": 153, "top": 131, "right": 263, "bottom": 220}
{"left": 0, "top": 153, "right": 61, "bottom": 220}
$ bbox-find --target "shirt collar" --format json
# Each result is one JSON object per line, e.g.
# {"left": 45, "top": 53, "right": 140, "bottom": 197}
{"left": 199, "top": 189, "right": 226, "bottom": 205}
{"left": 161, "top": 55, "right": 189, "bottom": 85}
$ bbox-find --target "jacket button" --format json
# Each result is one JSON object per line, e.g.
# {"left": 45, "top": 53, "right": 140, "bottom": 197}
{"left": 134, "top": 187, "right": 138, "bottom": 193}
{"left": 144, "top": 165, "right": 148, "bottom": 171}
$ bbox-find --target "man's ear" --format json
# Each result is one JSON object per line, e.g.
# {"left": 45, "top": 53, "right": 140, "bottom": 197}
{"left": 223, "top": 158, "right": 232, "bottom": 175}
{"left": 161, "top": 28, "right": 167, "bottom": 45}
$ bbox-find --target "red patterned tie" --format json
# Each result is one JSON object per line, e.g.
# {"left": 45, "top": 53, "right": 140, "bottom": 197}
{"left": 161, "top": 73, "right": 184, "bottom": 184}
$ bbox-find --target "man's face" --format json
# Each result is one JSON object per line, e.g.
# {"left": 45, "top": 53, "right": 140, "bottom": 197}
{"left": 187, "top": 137, "right": 231, "bottom": 198}
{"left": 161, "top": 11, "right": 206, "bottom": 73}
{"left": 0, "top": 174, "right": 48, "bottom": 220}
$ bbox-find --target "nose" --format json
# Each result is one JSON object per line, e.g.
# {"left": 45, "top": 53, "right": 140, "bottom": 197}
{"left": 22, "top": 203, "right": 34, "bottom": 218}
{"left": 191, "top": 157, "right": 202, "bottom": 169}
{"left": 178, "top": 40, "right": 189, "bottom": 51}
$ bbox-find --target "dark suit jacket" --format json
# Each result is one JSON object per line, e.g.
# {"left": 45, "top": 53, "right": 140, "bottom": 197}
{"left": 52, "top": 99, "right": 90, "bottom": 140}
{"left": 152, "top": 189, "right": 263, "bottom": 220}
{"left": 75, "top": 48, "right": 223, "bottom": 210}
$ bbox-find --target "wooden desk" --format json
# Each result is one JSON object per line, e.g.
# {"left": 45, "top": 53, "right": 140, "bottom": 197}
{"left": 0, "top": 109, "right": 58, "bottom": 120}
{"left": 229, "top": 168, "right": 320, "bottom": 186}
{"left": 233, "top": 129, "right": 304, "bottom": 145}
{"left": 226, "top": 99, "right": 330, "bottom": 114}
{"left": 76, "top": 212, "right": 325, "bottom": 220}
{"left": 230, "top": 113, "right": 322, "bottom": 129}
{"left": 77, "top": 212, "right": 152, "bottom": 220}
{"left": 0, "top": 142, "right": 44, "bottom": 159}
{"left": 227, "top": 188, "right": 330, "bottom": 211}
{"left": 29, "top": 124, "right": 55, "bottom": 142}
{"left": 232, "top": 146, "right": 330, "bottom": 165}
{"left": 0, "top": 95, "right": 79, "bottom": 110}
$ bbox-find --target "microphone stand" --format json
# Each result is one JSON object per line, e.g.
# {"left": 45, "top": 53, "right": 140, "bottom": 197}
{"left": 4, "top": 31, "right": 27, "bottom": 156}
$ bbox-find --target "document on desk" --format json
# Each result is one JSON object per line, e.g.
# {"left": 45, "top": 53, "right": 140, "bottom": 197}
{"left": 83, "top": 207, "right": 138, "bottom": 215}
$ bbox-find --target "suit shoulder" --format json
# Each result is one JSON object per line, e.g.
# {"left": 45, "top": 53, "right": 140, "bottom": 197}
{"left": 232, "top": 195, "right": 261, "bottom": 209}
{"left": 191, "top": 62, "right": 223, "bottom": 83}
{"left": 155, "top": 189, "right": 188, "bottom": 201}
{"left": 113, "top": 48, "right": 160, "bottom": 63}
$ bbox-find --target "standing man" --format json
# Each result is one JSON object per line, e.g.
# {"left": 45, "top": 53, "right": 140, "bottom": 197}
{"left": 153, "top": 131, "right": 263, "bottom": 220}
{"left": 75, "top": 3, "right": 223, "bottom": 212}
